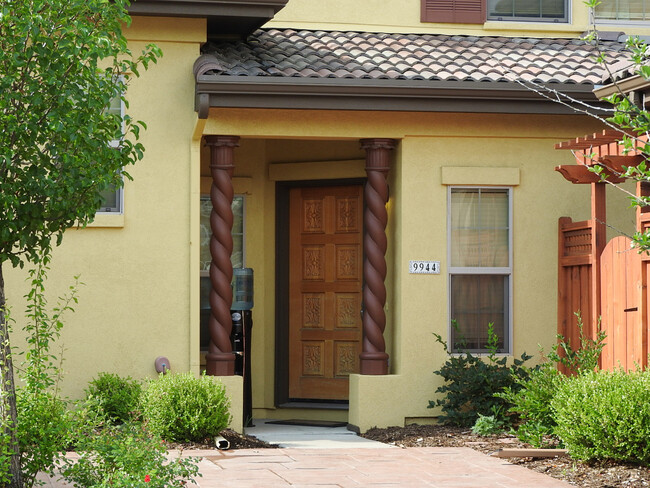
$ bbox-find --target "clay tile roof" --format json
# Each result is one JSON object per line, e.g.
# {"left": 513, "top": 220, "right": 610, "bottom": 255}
{"left": 197, "top": 29, "right": 629, "bottom": 86}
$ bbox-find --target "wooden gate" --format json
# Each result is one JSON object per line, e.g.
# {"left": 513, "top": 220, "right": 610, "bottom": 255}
{"left": 556, "top": 130, "right": 650, "bottom": 372}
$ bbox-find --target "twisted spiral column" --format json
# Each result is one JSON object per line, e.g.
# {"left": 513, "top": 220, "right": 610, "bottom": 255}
{"left": 359, "top": 138, "right": 396, "bottom": 375}
{"left": 204, "top": 135, "right": 239, "bottom": 376}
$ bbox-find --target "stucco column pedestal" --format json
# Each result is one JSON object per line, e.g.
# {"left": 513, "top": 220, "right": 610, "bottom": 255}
{"left": 359, "top": 138, "right": 396, "bottom": 375}
{"left": 204, "top": 135, "right": 239, "bottom": 376}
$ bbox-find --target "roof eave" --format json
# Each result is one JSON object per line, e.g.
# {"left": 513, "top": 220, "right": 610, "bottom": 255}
{"left": 128, "top": 0, "right": 289, "bottom": 37}
{"left": 594, "top": 74, "right": 650, "bottom": 99}
{"left": 195, "top": 76, "right": 607, "bottom": 118}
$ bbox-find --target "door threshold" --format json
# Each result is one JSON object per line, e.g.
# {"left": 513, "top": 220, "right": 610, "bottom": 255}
{"left": 278, "top": 401, "right": 349, "bottom": 410}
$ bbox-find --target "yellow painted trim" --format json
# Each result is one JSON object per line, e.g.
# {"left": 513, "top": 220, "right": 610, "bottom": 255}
{"left": 86, "top": 214, "right": 125, "bottom": 228}
{"left": 269, "top": 159, "right": 366, "bottom": 181}
{"left": 190, "top": 138, "right": 202, "bottom": 375}
{"left": 441, "top": 166, "right": 521, "bottom": 186}
{"left": 193, "top": 118, "right": 207, "bottom": 141}
{"left": 126, "top": 16, "right": 206, "bottom": 43}
{"left": 200, "top": 177, "right": 253, "bottom": 194}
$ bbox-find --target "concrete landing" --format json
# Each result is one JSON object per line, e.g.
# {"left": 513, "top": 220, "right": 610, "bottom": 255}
{"left": 245, "top": 419, "right": 390, "bottom": 448}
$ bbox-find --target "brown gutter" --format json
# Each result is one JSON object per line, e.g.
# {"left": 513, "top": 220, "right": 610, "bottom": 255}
{"left": 195, "top": 76, "right": 610, "bottom": 117}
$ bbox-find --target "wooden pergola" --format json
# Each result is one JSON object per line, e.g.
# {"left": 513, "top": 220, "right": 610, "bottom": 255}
{"left": 555, "top": 129, "right": 650, "bottom": 371}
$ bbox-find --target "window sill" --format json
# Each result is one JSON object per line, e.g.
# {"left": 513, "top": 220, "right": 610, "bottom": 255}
{"left": 483, "top": 21, "right": 584, "bottom": 32}
{"left": 86, "top": 213, "right": 125, "bottom": 228}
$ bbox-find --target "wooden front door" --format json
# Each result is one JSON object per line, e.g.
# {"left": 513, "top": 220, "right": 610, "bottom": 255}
{"left": 288, "top": 185, "right": 363, "bottom": 400}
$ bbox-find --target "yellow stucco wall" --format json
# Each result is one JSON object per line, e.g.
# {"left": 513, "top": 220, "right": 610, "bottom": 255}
{"left": 267, "top": 0, "right": 650, "bottom": 38}
{"left": 5, "top": 17, "right": 205, "bottom": 402}
{"left": 201, "top": 108, "right": 634, "bottom": 430}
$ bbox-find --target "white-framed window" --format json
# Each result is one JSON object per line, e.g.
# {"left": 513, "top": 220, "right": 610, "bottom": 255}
{"left": 487, "top": 0, "right": 568, "bottom": 21}
{"left": 97, "top": 93, "right": 124, "bottom": 214}
{"left": 595, "top": 0, "right": 650, "bottom": 20}
{"left": 448, "top": 187, "right": 512, "bottom": 353}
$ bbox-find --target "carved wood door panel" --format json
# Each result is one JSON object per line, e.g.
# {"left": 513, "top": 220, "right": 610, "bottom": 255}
{"left": 288, "top": 185, "right": 363, "bottom": 400}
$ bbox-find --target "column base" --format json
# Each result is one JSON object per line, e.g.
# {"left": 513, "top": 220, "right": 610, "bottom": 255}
{"left": 359, "top": 352, "right": 389, "bottom": 375}
{"left": 205, "top": 352, "right": 236, "bottom": 376}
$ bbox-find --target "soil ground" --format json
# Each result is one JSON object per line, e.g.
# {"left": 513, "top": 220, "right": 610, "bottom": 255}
{"left": 362, "top": 424, "right": 650, "bottom": 488}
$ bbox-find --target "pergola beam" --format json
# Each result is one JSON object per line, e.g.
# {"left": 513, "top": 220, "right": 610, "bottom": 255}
{"left": 555, "top": 164, "right": 625, "bottom": 184}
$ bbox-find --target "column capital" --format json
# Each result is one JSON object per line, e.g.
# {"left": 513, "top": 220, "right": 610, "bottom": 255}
{"left": 360, "top": 138, "right": 397, "bottom": 151}
{"left": 205, "top": 135, "right": 240, "bottom": 148}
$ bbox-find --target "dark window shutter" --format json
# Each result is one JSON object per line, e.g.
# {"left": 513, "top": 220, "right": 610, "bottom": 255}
{"left": 421, "top": 0, "right": 486, "bottom": 23}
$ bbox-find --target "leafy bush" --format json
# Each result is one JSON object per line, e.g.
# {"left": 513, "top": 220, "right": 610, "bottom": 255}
{"left": 86, "top": 373, "right": 142, "bottom": 424}
{"left": 429, "top": 322, "right": 532, "bottom": 427}
{"left": 16, "top": 390, "right": 72, "bottom": 487}
{"left": 497, "top": 362, "right": 562, "bottom": 447}
{"left": 552, "top": 369, "right": 650, "bottom": 465}
{"left": 500, "top": 314, "right": 606, "bottom": 447}
{"left": 141, "top": 372, "right": 231, "bottom": 442}
{"left": 61, "top": 422, "right": 200, "bottom": 488}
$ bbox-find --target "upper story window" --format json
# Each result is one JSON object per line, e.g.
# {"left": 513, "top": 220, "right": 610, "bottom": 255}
{"left": 595, "top": 0, "right": 649, "bottom": 20}
{"left": 448, "top": 187, "right": 512, "bottom": 353}
{"left": 421, "top": 0, "right": 567, "bottom": 23}
{"left": 488, "top": 0, "right": 568, "bottom": 21}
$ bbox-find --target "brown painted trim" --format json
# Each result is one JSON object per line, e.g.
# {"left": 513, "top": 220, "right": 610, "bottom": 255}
{"left": 129, "top": 0, "right": 287, "bottom": 17}
{"left": 129, "top": 0, "right": 288, "bottom": 38}
{"left": 195, "top": 76, "right": 609, "bottom": 116}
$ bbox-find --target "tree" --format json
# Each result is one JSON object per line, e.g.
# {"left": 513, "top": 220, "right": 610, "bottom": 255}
{"left": 0, "top": 0, "right": 160, "bottom": 485}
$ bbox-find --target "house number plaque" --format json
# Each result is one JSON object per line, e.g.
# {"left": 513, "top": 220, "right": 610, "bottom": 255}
{"left": 409, "top": 260, "right": 440, "bottom": 274}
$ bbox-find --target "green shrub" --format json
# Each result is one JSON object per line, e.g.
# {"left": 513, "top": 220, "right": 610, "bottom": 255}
{"left": 141, "top": 372, "right": 231, "bottom": 442}
{"left": 86, "top": 372, "right": 142, "bottom": 424}
{"left": 16, "top": 390, "right": 72, "bottom": 487}
{"left": 552, "top": 369, "right": 650, "bottom": 465}
{"left": 500, "top": 315, "right": 606, "bottom": 447}
{"left": 61, "top": 421, "right": 200, "bottom": 488}
{"left": 497, "top": 362, "right": 563, "bottom": 447}
{"left": 429, "top": 322, "right": 532, "bottom": 427}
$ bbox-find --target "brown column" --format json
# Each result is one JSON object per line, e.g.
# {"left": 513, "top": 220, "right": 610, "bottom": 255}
{"left": 204, "top": 135, "right": 240, "bottom": 376}
{"left": 359, "top": 138, "right": 396, "bottom": 375}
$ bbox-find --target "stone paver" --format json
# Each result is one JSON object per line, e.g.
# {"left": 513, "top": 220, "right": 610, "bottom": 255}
{"left": 38, "top": 446, "right": 574, "bottom": 487}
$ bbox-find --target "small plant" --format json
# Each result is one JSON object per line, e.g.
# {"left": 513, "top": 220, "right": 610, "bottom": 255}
{"left": 552, "top": 369, "right": 650, "bottom": 465}
{"left": 429, "top": 322, "right": 532, "bottom": 427}
{"left": 85, "top": 372, "right": 143, "bottom": 424}
{"left": 61, "top": 421, "right": 201, "bottom": 488}
{"left": 140, "top": 371, "right": 231, "bottom": 443}
{"left": 548, "top": 313, "right": 606, "bottom": 375}
{"left": 471, "top": 412, "right": 506, "bottom": 436}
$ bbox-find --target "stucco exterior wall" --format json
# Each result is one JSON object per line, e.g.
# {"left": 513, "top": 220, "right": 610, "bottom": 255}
{"left": 5, "top": 17, "right": 205, "bottom": 402}
{"left": 267, "top": 0, "right": 648, "bottom": 38}
{"left": 202, "top": 108, "right": 634, "bottom": 430}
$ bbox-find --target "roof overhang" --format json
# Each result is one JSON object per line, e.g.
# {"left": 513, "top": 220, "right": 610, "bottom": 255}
{"left": 195, "top": 76, "right": 609, "bottom": 118}
{"left": 594, "top": 74, "right": 650, "bottom": 99}
{"left": 128, "top": 0, "right": 289, "bottom": 38}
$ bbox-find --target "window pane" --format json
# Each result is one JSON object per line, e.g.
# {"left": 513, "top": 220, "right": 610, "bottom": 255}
{"left": 199, "top": 195, "right": 245, "bottom": 270}
{"left": 489, "top": 0, "right": 566, "bottom": 19}
{"left": 450, "top": 274, "right": 508, "bottom": 352}
{"left": 97, "top": 183, "right": 120, "bottom": 213}
{"left": 596, "top": 0, "right": 649, "bottom": 19}
{"left": 450, "top": 188, "right": 509, "bottom": 268}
